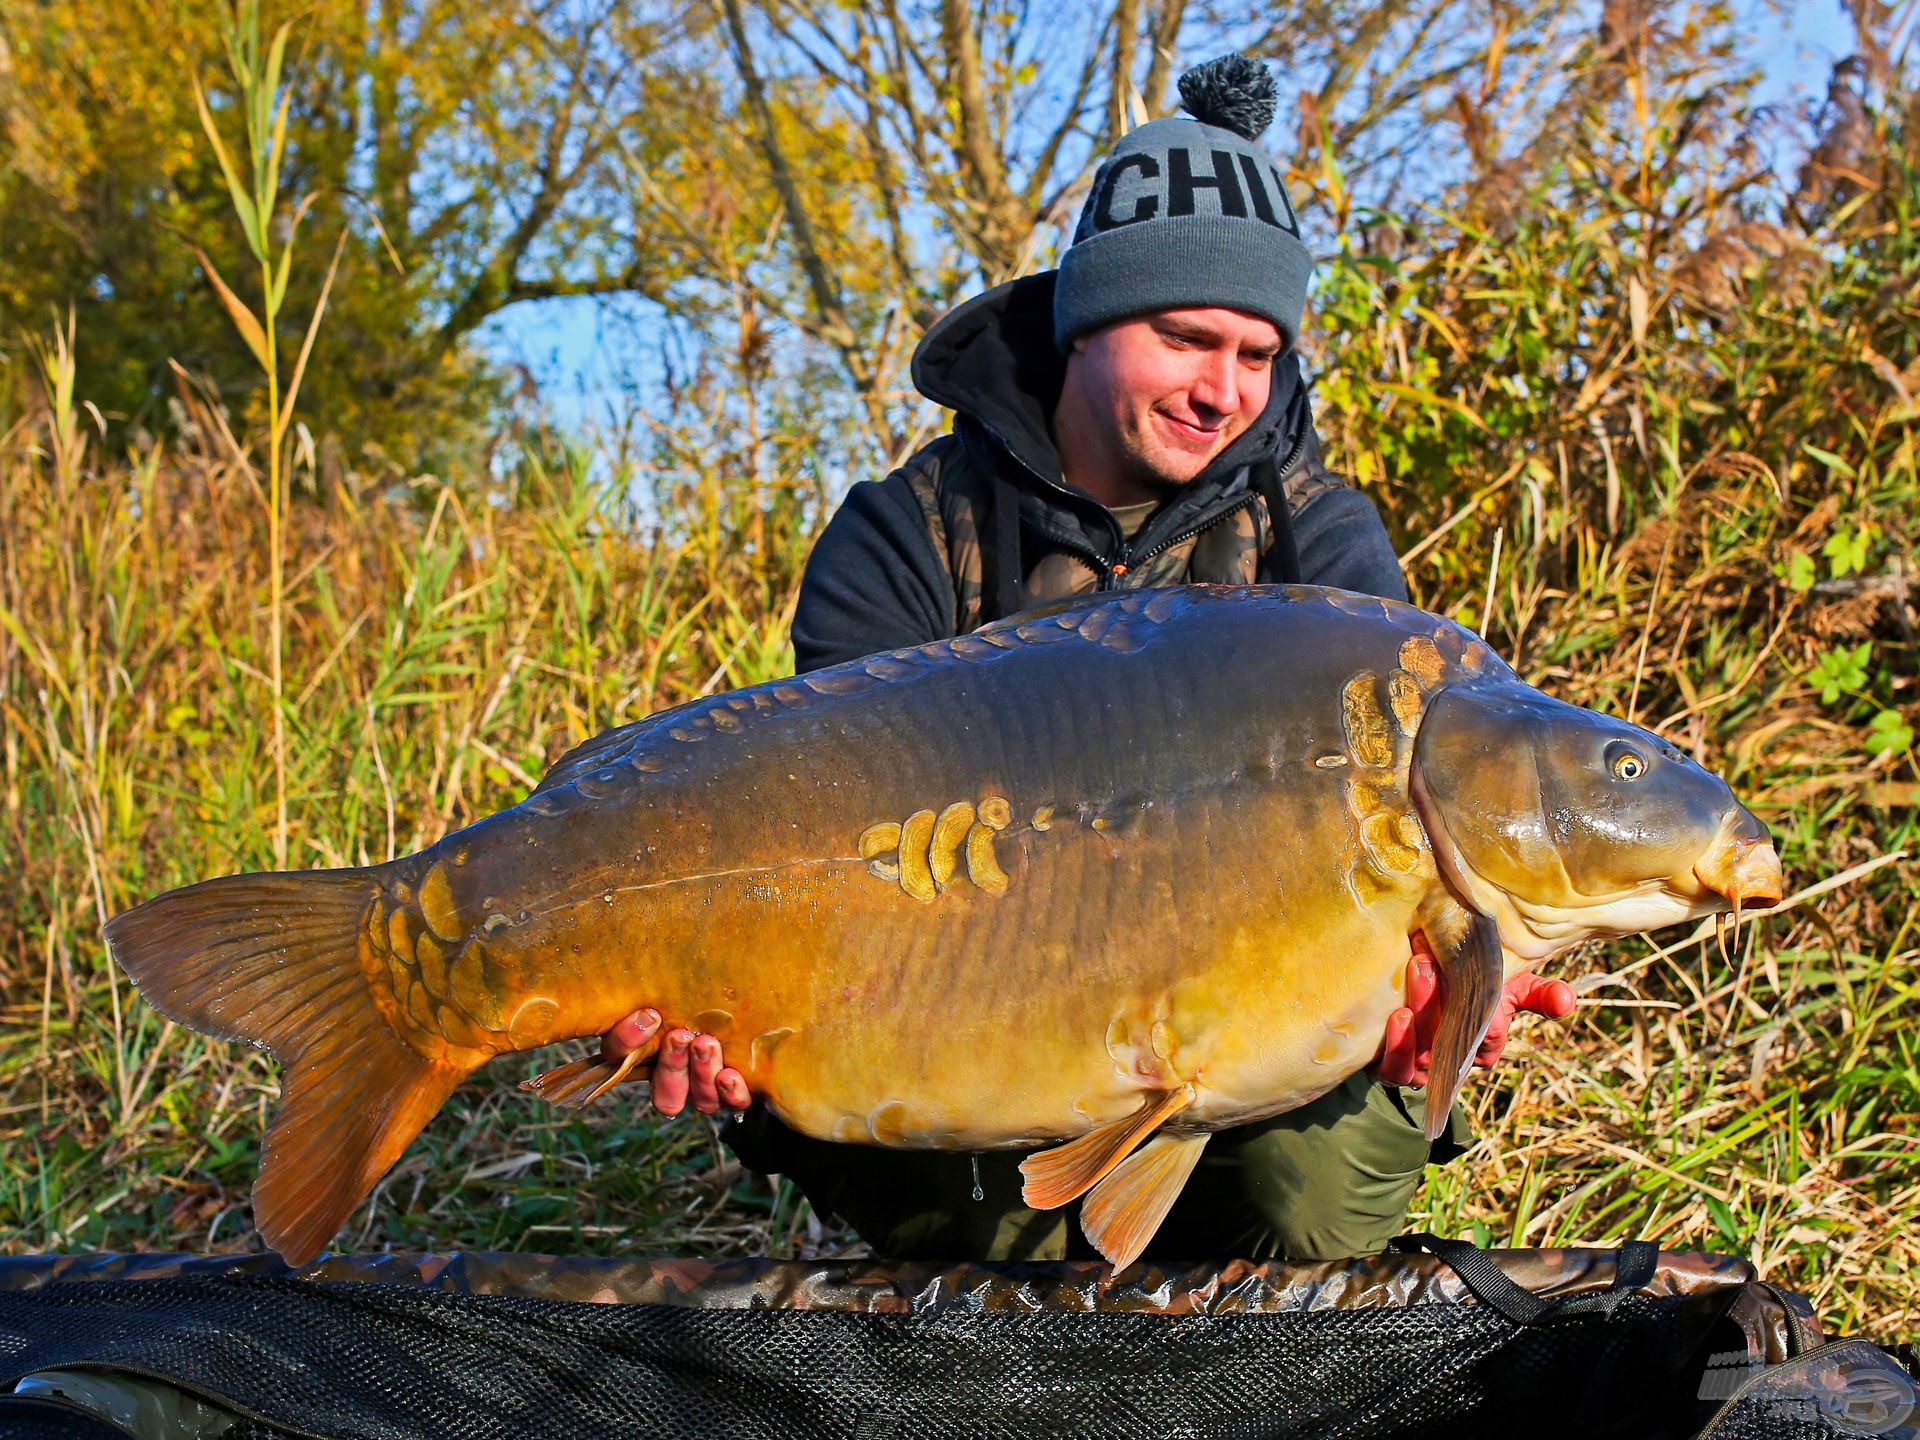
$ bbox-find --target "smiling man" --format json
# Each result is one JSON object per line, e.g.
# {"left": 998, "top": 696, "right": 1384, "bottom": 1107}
{"left": 1055, "top": 307, "right": 1282, "bottom": 504}
{"left": 604, "top": 55, "right": 1574, "bottom": 1263}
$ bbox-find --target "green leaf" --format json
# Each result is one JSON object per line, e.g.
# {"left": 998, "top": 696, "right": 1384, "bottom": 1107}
{"left": 1822, "top": 527, "right": 1872, "bottom": 578}
{"left": 192, "top": 77, "right": 265, "bottom": 261}
{"left": 270, "top": 194, "right": 321, "bottom": 314}
{"left": 1801, "top": 442, "right": 1857, "bottom": 479}
{"left": 1807, "top": 642, "right": 1871, "bottom": 705}
{"left": 1705, "top": 1196, "right": 1742, "bottom": 1249}
{"left": 1867, "top": 710, "right": 1914, "bottom": 756}
{"left": 1786, "top": 552, "right": 1816, "bottom": 591}
{"left": 263, "top": 22, "right": 291, "bottom": 121}
{"left": 261, "top": 90, "right": 292, "bottom": 235}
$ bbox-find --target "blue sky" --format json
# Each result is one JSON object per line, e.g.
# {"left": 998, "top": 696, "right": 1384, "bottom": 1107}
{"left": 476, "top": 2, "right": 1866, "bottom": 439}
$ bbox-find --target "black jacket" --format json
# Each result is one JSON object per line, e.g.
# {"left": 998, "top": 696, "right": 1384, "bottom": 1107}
{"left": 792, "top": 272, "right": 1406, "bottom": 674}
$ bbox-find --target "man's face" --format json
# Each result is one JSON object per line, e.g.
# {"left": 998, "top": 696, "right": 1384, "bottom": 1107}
{"left": 1067, "top": 307, "right": 1282, "bottom": 491}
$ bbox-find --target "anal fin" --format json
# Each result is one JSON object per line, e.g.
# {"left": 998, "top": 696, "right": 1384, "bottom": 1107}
{"left": 1019, "top": 1086, "right": 1195, "bottom": 1210}
{"left": 1079, "top": 1131, "right": 1210, "bottom": 1272}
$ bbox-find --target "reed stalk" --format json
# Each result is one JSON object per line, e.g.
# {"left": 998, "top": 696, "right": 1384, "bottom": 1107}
{"left": 189, "top": 0, "right": 345, "bottom": 866}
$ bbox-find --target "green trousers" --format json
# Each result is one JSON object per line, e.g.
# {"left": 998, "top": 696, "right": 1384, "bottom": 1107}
{"left": 726, "top": 1073, "right": 1474, "bottom": 1263}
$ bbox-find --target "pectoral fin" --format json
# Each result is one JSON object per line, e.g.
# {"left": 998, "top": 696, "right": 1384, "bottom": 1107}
{"left": 1079, "top": 1131, "right": 1210, "bottom": 1272}
{"left": 1421, "top": 904, "right": 1505, "bottom": 1139}
{"left": 1019, "top": 1085, "right": 1195, "bottom": 1210}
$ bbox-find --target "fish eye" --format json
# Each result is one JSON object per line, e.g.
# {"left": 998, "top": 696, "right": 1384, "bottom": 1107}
{"left": 1606, "top": 743, "right": 1647, "bottom": 781}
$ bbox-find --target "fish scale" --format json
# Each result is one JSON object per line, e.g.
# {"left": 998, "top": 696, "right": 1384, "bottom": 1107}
{"left": 105, "top": 584, "right": 1782, "bottom": 1270}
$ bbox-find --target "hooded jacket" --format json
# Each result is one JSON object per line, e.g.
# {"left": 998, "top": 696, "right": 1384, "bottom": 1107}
{"left": 791, "top": 272, "right": 1406, "bottom": 673}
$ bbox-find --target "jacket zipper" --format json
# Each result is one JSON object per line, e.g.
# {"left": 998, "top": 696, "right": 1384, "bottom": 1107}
{"left": 1110, "top": 492, "right": 1257, "bottom": 581}
{"left": 1108, "top": 424, "right": 1312, "bottom": 583}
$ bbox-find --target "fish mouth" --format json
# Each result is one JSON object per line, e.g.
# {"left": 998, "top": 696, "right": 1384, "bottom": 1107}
{"left": 1691, "top": 831, "right": 1784, "bottom": 914}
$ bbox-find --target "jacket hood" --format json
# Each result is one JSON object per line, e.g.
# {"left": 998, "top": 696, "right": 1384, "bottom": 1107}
{"left": 908, "top": 271, "right": 1304, "bottom": 559}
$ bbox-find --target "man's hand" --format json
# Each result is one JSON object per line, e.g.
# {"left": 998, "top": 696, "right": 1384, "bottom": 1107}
{"left": 1370, "top": 933, "right": 1577, "bottom": 1088}
{"left": 603, "top": 1008, "right": 752, "bottom": 1117}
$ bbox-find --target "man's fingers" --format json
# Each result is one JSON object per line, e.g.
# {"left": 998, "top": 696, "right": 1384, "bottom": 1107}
{"left": 1405, "top": 950, "right": 1438, "bottom": 1009}
{"left": 1474, "top": 1006, "right": 1515, "bottom": 1067}
{"left": 688, "top": 1034, "right": 724, "bottom": 1114}
{"left": 1472, "top": 975, "right": 1578, "bottom": 1068}
{"left": 1372, "top": 948, "right": 1441, "bottom": 1086}
{"left": 1519, "top": 976, "right": 1578, "bottom": 1019}
{"left": 1408, "top": 954, "right": 1442, "bottom": 1055}
{"left": 1372, "top": 1006, "right": 1418, "bottom": 1086}
{"left": 604, "top": 1007, "right": 661, "bottom": 1061}
{"left": 716, "top": 1067, "right": 752, "bottom": 1112}
{"left": 650, "top": 1027, "right": 694, "bottom": 1116}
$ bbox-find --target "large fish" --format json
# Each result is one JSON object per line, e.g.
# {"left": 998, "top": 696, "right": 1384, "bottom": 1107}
{"left": 107, "top": 585, "right": 1782, "bottom": 1269}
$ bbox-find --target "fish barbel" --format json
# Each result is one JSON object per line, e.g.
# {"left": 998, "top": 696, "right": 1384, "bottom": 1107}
{"left": 106, "top": 584, "right": 1782, "bottom": 1268}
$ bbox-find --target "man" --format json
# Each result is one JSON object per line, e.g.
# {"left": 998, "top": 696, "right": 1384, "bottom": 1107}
{"left": 599, "top": 55, "right": 1574, "bottom": 1261}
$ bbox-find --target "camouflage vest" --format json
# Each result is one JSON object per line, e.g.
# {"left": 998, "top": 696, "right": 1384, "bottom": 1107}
{"left": 899, "top": 431, "right": 1338, "bottom": 632}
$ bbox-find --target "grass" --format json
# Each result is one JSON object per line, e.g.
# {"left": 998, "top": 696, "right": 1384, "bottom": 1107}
{"left": 1, "top": 12, "right": 1917, "bottom": 1348}
{"left": 0, "top": 350, "right": 820, "bottom": 1262}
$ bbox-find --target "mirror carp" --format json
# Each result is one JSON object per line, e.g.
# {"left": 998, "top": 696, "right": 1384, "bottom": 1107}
{"left": 106, "top": 584, "right": 1783, "bottom": 1269}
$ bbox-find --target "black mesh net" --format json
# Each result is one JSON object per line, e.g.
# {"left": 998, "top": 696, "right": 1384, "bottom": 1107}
{"left": 0, "top": 1245, "right": 1908, "bottom": 1440}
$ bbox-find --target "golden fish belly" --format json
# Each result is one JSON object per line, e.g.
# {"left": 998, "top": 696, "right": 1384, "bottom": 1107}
{"left": 711, "top": 783, "right": 1419, "bottom": 1148}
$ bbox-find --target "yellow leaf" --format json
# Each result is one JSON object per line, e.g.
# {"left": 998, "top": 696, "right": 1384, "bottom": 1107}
{"left": 192, "top": 76, "right": 264, "bottom": 261}
{"left": 1628, "top": 275, "right": 1649, "bottom": 347}
{"left": 1411, "top": 304, "right": 1470, "bottom": 362}
{"left": 1376, "top": 381, "right": 1492, "bottom": 433}
{"left": 194, "top": 247, "right": 270, "bottom": 369}
{"left": 276, "top": 228, "right": 350, "bottom": 443}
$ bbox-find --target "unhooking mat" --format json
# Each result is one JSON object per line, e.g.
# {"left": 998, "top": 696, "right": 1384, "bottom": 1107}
{"left": 0, "top": 1233, "right": 1913, "bottom": 1439}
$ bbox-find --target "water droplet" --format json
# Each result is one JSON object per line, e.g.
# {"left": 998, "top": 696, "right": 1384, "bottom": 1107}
{"left": 970, "top": 1154, "right": 984, "bottom": 1203}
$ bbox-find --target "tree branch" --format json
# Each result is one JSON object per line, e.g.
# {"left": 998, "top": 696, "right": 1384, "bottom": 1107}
{"left": 1141, "top": 0, "right": 1184, "bottom": 116}
{"left": 938, "top": 0, "right": 1025, "bottom": 272}
{"left": 1108, "top": 0, "right": 1141, "bottom": 138}
{"left": 716, "top": 0, "right": 862, "bottom": 360}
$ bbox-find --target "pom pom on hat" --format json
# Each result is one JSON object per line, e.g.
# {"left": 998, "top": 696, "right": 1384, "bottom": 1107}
{"left": 1176, "top": 54, "right": 1277, "bottom": 140}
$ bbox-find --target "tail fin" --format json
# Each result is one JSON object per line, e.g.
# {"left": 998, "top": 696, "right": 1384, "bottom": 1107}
{"left": 104, "top": 867, "right": 478, "bottom": 1265}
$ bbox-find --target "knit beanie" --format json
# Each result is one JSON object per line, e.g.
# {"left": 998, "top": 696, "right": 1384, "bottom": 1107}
{"left": 1053, "top": 54, "right": 1312, "bottom": 351}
